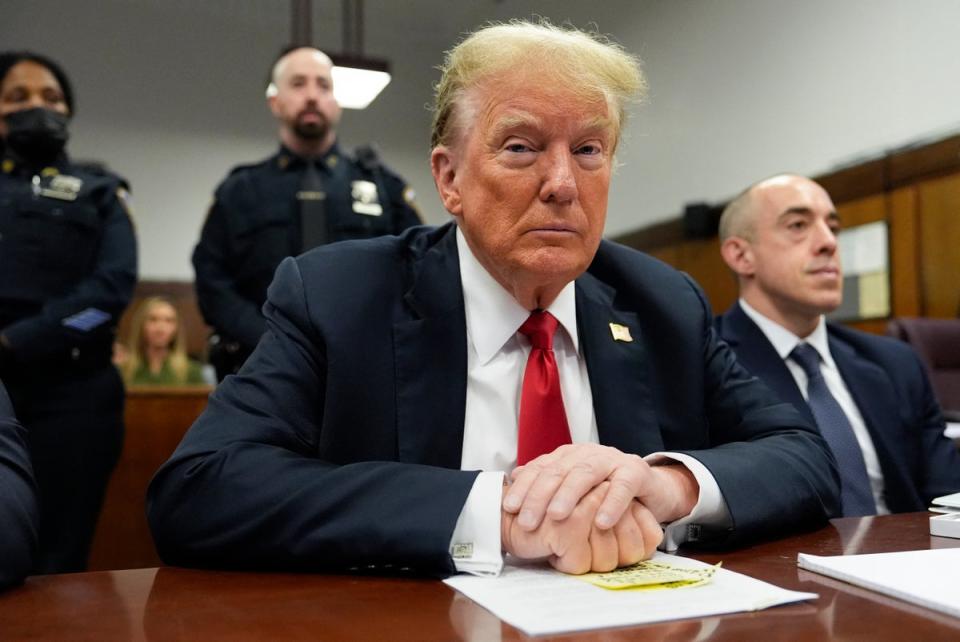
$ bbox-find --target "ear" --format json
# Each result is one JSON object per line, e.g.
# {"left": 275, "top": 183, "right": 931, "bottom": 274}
{"left": 720, "top": 236, "right": 755, "bottom": 278}
{"left": 267, "top": 94, "right": 281, "bottom": 118}
{"left": 431, "top": 145, "right": 462, "bottom": 216}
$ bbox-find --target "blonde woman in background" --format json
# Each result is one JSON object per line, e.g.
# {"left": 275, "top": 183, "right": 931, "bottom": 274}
{"left": 120, "top": 297, "right": 207, "bottom": 386}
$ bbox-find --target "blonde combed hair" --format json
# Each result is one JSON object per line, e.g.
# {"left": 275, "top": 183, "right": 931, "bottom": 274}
{"left": 430, "top": 19, "right": 646, "bottom": 150}
{"left": 121, "top": 297, "right": 191, "bottom": 385}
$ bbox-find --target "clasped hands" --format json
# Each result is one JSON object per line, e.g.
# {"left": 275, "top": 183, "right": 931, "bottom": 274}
{"left": 500, "top": 444, "right": 699, "bottom": 574}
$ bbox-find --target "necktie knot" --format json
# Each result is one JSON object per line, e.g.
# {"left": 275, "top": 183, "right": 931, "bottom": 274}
{"left": 519, "top": 310, "right": 559, "bottom": 351}
{"left": 790, "top": 343, "right": 822, "bottom": 380}
{"left": 299, "top": 157, "right": 328, "bottom": 251}
{"left": 303, "top": 158, "right": 325, "bottom": 181}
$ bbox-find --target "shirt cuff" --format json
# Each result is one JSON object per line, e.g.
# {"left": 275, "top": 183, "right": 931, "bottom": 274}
{"left": 449, "top": 471, "right": 505, "bottom": 576}
{"left": 644, "top": 452, "right": 731, "bottom": 551}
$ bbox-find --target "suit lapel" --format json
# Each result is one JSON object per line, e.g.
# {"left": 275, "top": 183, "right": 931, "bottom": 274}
{"left": 721, "top": 303, "right": 815, "bottom": 424}
{"left": 393, "top": 226, "right": 468, "bottom": 468}
{"left": 576, "top": 273, "right": 664, "bottom": 454}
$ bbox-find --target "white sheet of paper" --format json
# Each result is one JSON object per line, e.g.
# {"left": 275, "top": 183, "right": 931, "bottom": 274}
{"left": 443, "top": 552, "right": 817, "bottom": 636}
{"left": 838, "top": 222, "right": 888, "bottom": 275}
{"left": 853, "top": 221, "right": 888, "bottom": 273}
{"left": 798, "top": 548, "right": 960, "bottom": 619}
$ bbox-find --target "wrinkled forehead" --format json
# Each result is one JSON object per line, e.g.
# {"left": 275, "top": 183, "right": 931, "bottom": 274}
{"left": 456, "top": 70, "right": 615, "bottom": 145}
{"left": 756, "top": 177, "right": 835, "bottom": 219}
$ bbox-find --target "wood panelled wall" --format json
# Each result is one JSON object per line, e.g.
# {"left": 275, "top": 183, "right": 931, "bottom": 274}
{"left": 89, "top": 387, "right": 211, "bottom": 571}
{"left": 617, "top": 135, "right": 960, "bottom": 332}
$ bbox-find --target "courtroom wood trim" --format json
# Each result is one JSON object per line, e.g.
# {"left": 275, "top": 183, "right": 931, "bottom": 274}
{"left": 126, "top": 385, "right": 214, "bottom": 397}
{"left": 614, "top": 218, "right": 685, "bottom": 252}
{"left": 917, "top": 174, "right": 960, "bottom": 318}
{"left": 613, "top": 132, "right": 960, "bottom": 249}
{"left": 887, "top": 134, "right": 960, "bottom": 187}
{"left": 889, "top": 186, "right": 922, "bottom": 317}
{"left": 88, "top": 388, "right": 211, "bottom": 571}
{"left": 613, "top": 132, "right": 960, "bottom": 327}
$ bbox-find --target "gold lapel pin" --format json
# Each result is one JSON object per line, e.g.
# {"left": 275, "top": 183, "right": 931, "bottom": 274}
{"left": 609, "top": 322, "right": 633, "bottom": 342}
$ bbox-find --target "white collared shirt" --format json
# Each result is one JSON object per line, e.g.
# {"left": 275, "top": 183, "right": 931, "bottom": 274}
{"left": 738, "top": 299, "right": 889, "bottom": 514}
{"left": 450, "top": 227, "right": 729, "bottom": 575}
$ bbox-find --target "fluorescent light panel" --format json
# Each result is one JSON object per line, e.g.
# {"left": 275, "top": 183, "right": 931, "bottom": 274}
{"left": 332, "top": 66, "right": 391, "bottom": 109}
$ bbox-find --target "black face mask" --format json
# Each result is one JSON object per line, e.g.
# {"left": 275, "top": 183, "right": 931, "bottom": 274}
{"left": 3, "top": 107, "right": 70, "bottom": 167}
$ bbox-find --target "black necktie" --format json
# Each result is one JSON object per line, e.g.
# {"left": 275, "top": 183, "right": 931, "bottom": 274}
{"left": 299, "top": 159, "right": 327, "bottom": 252}
{"left": 790, "top": 343, "right": 876, "bottom": 516}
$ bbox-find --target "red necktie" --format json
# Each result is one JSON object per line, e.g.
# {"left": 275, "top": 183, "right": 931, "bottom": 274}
{"left": 517, "top": 310, "right": 572, "bottom": 465}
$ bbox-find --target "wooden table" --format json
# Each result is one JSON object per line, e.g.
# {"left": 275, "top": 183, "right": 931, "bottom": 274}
{"left": 3, "top": 513, "right": 959, "bottom": 641}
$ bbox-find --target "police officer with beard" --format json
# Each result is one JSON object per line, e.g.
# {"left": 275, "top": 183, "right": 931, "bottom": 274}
{"left": 193, "top": 47, "right": 422, "bottom": 380}
{"left": 0, "top": 51, "right": 137, "bottom": 573}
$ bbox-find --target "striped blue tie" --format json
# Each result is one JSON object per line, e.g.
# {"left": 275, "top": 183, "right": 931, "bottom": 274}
{"left": 790, "top": 343, "right": 876, "bottom": 517}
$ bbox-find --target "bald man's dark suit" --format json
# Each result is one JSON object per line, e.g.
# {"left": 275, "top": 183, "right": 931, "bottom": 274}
{"left": 148, "top": 224, "right": 839, "bottom": 575}
{"left": 716, "top": 302, "right": 960, "bottom": 512}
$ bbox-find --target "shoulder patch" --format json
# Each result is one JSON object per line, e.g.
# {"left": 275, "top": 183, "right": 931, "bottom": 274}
{"left": 402, "top": 185, "right": 425, "bottom": 222}
{"left": 403, "top": 186, "right": 416, "bottom": 205}
{"left": 116, "top": 186, "right": 136, "bottom": 224}
{"left": 227, "top": 161, "right": 263, "bottom": 177}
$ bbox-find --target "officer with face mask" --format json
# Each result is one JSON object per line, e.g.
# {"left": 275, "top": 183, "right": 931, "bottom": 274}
{"left": 0, "top": 51, "right": 137, "bottom": 574}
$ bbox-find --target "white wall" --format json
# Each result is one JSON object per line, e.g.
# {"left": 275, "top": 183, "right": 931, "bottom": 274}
{"left": 3, "top": 0, "right": 959, "bottom": 279}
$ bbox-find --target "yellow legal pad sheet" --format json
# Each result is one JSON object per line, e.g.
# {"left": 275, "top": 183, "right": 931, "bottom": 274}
{"left": 579, "top": 559, "right": 721, "bottom": 590}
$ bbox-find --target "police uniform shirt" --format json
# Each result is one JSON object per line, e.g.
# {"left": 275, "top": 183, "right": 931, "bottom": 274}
{"left": 0, "top": 154, "right": 137, "bottom": 368}
{"left": 192, "top": 143, "right": 422, "bottom": 351}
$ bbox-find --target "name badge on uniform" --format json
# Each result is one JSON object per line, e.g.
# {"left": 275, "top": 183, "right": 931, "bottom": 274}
{"left": 351, "top": 180, "right": 383, "bottom": 216}
{"left": 40, "top": 174, "right": 83, "bottom": 202}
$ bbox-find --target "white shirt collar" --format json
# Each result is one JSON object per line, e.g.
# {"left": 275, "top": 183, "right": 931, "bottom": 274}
{"left": 456, "top": 226, "right": 579, "bottom": 365}
{"left": 738, "top": 298, "right": 835, "bottom": 369}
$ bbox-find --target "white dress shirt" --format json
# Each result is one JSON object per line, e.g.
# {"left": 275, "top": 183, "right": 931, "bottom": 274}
{"left": 449, "top": 227, "right": 730, "bottom": 575}
{"left": 738, "top": 299, "right": 890, "bottom": 513}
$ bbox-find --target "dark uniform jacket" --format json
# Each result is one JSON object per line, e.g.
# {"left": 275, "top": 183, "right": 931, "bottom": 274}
{"left": 192, "top": 143, "right": 422, "bottom": 352}
{"left": 149, "top": 224, "right": 840, "bottom": 575}
{"left": 716, "top": 302, "right": 960, "bottom": 512}
{"left": 0, "top": 154, "right": 137, "bottom": 374}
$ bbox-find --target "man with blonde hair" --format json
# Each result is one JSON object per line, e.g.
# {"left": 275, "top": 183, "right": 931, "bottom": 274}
{"left": 149, "top": 21, "right": 838, "bottom": 576}
{"left": 716, "top": 173, "right": 960, "bottom": 516}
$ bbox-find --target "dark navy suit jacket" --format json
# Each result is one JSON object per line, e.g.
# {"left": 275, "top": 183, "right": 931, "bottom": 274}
{"left": 716, "top": 302, "right": 960, "bottom": 512}
{"left": 148, "top": 224, "right": 839, "bottom": 575}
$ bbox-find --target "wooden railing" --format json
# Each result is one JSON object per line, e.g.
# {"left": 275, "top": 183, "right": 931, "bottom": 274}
{"left": 87, "top": 386, "right": 211, "bottom": 571}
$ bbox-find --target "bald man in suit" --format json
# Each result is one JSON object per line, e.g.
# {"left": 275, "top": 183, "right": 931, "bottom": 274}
{"left": 716, "top": 174, "right": 960, "bottom": 515}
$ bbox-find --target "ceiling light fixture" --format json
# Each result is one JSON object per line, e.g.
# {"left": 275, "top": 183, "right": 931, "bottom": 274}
{"left": 289, "top": 0, "right": 391, "bottom": 110}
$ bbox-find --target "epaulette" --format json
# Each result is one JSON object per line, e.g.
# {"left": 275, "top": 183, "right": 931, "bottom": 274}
{"left": 226, "top": 158, "right": 270, "bottom": 177}
{"left": 71, "top": 160, "right": 132, "bottom": 192}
